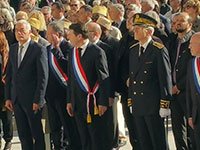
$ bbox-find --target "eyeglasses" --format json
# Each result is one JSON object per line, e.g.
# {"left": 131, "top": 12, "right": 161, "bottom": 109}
{"left": 184, "top": 5, "right": 194, "bottom": 9}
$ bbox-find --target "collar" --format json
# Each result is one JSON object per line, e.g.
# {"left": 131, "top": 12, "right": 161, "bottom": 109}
{"left": 54, "top": 16, "right": 65, "bottom": 22}
{"left": 93, "top": 39, "right": 99, "bottom": 45}
{"left": 79, "top": 39, "right": 89, "bottom": 50}
{"left": 18, "top": 38, "right": 31, "bottom": 48}
{"left": 179, "top": 30, "right": 194, "bottom": 44}
{"left": 140, "top": 37, "right": 152, "bottom": 50}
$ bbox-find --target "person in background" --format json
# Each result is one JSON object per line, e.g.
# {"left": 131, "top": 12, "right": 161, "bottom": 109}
{"left": 0, "top": 31, "right": 13, "bottom": 150}
{"left": 41, "top": 6, "right": 53, "bottom": 26}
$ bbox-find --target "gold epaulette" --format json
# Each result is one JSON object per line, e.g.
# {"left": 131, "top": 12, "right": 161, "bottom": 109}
{"left": 153, "top": 41, "right": 164, "bottom": 49}
{"left": 160, "top": 99, "right": 170, "bottom": 108}
{"left": 127, "top": 98, "right": 132, "bottom": 107}
{"left": 129, "top": 42, "right": 139, "bottom": 49}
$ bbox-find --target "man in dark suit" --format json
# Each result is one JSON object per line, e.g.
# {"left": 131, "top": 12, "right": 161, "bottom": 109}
{"left": 66, "top": 23, "right": 110, "bottom": 150}
{"left": 128, "top": 13, "right": 172, "bottom": 150}
{"left": 4, "top": 20, "right": 48, "bottom": 150}
{"left": 169, "top": 12, "right": 195, "bottom": 150}
{"left": 86, "top": 21, "right": 117, "bottom": 150}
{"left": 45, "top": 21, "right": 81, "bottom": 150}
{"left": 108, "top": 3, "right": 128, "bottom": 35}
{"left": 186, "top": 32, "right": 200, "bottom": 150}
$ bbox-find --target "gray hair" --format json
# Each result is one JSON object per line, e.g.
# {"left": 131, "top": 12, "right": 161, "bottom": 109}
{"left": 141, "top": 0, "right": 155, "bottom": 10}
{"left": 48, "top": 21, "right": 64, "bottom": 36}
{"left": 147, "top": 26, "right": 154, "bottom": 35}
{"left": 15, "top": 19, "right": 31, "bottom": 31}
{"left": 110, "top": 3, "right": 125, "bottom": 17}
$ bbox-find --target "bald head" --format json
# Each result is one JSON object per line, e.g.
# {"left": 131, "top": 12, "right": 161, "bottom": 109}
{"left": 86, "top": 22, "right": 102, "bottom": 42}
{"left": 189, "top": 32, "right": 200, "bottom": 56}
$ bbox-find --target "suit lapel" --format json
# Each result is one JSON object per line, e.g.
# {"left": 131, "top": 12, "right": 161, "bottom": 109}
{"left": 14, "top": 44, "right": 19, "bottom": 69}
{"left": 18, "top": 40, "right": 34, "bottom": 69}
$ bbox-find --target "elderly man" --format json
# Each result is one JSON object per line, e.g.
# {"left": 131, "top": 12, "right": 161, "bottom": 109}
{"left": 128, "top": 13, "right": 172, "bottom": 150}
{"left": 5, "top": 20, "right": 48, "bottom": 150}
{"left": 187, "top": 32, "right": 200, "bottom": 150}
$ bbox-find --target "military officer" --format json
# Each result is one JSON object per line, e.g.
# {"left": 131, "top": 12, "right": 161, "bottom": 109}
{"left": 127, "top": 13, "right": 172, "bottom": 150}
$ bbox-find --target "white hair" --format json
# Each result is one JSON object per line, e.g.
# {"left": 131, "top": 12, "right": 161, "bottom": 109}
{"left": 15, "top": 19, "right": 31, "bottom": 31}
{"left": 110, "top": 3, "right": 125, "bottom": 17}
{"left": 141, "top": 0, "right": 155, "bottom": 10}
{"left": 147, "top": 26, "right": 154, "bottom": 35}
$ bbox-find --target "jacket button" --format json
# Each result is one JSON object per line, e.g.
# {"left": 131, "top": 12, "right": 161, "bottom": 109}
{"left": 133, "top": 81, "right": 136, "bottom": 84}
{"left": 176, "top": 69, "right": 178, "bottom": 72}
{"left": 133, "top": 92, "right": 136, "bottom": 95}
{"left": 131, "top": 72, "right": 133, "bottom": 74}
{"left": 144, "top": 71, "right": 147, "bottom": 74}
{"left": 140, "top": 81, "right": 144, "bottom": 84}
{"left": 141, "top": 92, "right": 144, "bottom": 95}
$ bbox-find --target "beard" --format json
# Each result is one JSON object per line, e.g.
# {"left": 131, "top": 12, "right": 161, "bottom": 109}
{"left": 176, "top": 27, "right": 187, "bottom": 33}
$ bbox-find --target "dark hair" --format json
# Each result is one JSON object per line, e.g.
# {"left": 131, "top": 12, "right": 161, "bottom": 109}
{"left": 80, "top": 5, "right": 92, "bottom": 13}
{"left": 48, "top": 22, "right": 64, "bottom": 36}
{"left": 52, "top": 1, "right": 64, "bottom": 10}
{"left": 69, "top": 23, "right": 88, "bottom": 39}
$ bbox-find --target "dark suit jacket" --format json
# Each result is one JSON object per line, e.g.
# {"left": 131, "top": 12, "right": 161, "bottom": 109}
{"left": 96, "top": 40, "right": 114, "bottom": 98}
{"left": 46, "top": 39, "right": 73, "bottom": 100}
{"left": 169, "top": 30, "right": 194, "bottom": 91}
{"left": 67, "top": 42, "right": 110, "bottom": 113}
{"left": 128, "top": 40, "right": 172, "bottom": 116}
{"left": 5, "top": 40, "right": 48, "bottom": 107}
{"left": 186, "top": 59, "right": 200, "bottom": 124}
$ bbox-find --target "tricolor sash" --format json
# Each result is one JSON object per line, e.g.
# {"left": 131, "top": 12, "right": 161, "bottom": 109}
{"left": 192, "top": 57, "right": 200, "bottom": 94}
{"left": 48, "top": 49, "right": 68, "bottom": 88}
{"left": 72, "top": 47, "right": 99, "bottom": 123}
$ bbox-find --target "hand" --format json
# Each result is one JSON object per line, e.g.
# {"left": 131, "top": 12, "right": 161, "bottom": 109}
{"left": 33, "top": 103, "right": 40, "bottom": 111}
{"left": 188, "top": 117, "right": 194, "bottom": 129}
{"left": 51, "top": 34, "right": 60, "bottom": 48}
{"left": 172, "top": 85, "right": 180, "bottom": 95}
{"left": 159, "top": 108, "right": 171, "bottom": 118}
{"left": 109, "top": 97, "right": 114, "bottom": 107}
{"left": 66, "top": 103, "right": 73, "bottom": 117}
{"left": 126, "top": 78, "right": 130, "bottom": 87}
{"left": 5, "top": 99, "right": 13, "bottom": 111}
{"left": 98, "top": 105, "right": 107, "bottom": 116}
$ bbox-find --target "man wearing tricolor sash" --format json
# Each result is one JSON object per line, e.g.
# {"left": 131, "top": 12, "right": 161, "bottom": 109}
{"left": 186, "top": 32, "right": 200, "bottom": 150}
{"left": 66, "top": 23, "right": 110, "bottom": 150}
{"left": 45, "top": 22, "right": 81, "bottom": 150}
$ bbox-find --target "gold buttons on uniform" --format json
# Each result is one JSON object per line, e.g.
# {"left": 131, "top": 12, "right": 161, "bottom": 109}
{"left": 144, "top": 71, "right": 147, "bottom": 74}
{"left": 140, "top": 81, "right": 144, "bottom": 84}
{"left": 133, "top": 92, "right": 136, "bottom": 95}
{"left": 133, "top": 81, "right": 136, "bottom": 84}
{"left": 141, "top": 92, "right": 144, "bottom": 95}
{"left": 131, "top": 72, "right": 133, "bottom": 74}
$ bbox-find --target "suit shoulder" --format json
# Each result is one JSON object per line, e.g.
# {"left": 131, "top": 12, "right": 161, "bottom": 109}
{"left": 129, "top": 42, "right": 139, "bottom": 49}
{"left": 152, "top": 41, "right": 164, "bottom": 49}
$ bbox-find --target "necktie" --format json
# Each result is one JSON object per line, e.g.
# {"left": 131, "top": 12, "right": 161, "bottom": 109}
{"left": 18, "top": 45, "right": 24, "bottom": 67}
{"left": 173, "top": 38, "right": 181, "bottom": 83}
{"left": 139, "top": 46, "right": 144, "bottom": 57}
{"left": 78, "top": 47, "right": 82, "bottom": 58}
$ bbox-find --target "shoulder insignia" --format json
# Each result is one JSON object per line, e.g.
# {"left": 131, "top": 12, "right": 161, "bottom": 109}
{"left": 129, "top": 42, "right": 139, "bottom": 49}
{"left": 153, "top": 41, "right": 164, "bottom": 49}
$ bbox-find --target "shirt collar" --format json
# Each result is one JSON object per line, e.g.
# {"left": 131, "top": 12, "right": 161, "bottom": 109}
{"left": 19, "top": 38, "right": 31, "bottom": 48}
{"left": 140, "top": 37, "right": 152, "bottom": 50}
{"left": 93, "top": 39, "right": 99, "bottom": 45}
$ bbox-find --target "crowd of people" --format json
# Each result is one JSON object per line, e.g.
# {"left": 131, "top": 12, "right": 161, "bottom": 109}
{"left": 0, "top": 0, "right": 200, "bottom": 150}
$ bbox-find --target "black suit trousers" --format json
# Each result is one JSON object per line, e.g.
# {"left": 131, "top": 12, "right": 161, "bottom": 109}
{"left": 134, "top": 114, "right": 167, "bottom": 150}
{"left": 46, "top": 97, "right": 81, "bottom": 150}
{"left": 74, "top": 112, "right": 105, "bottom": 150}
{"left": 171, "top": 92, "right": 194, "bottom": 150}
{"left": 13, "top": 101, "right": 45, "bottom": 150}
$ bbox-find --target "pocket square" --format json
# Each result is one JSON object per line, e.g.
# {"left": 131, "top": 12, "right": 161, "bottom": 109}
{"left": 145, "top": 61, "right": 153, "bottom": 64}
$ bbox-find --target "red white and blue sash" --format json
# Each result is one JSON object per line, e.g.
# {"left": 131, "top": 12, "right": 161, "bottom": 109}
{"left": 72, "top": 47, "right": 99, "bottom": 123}
{"left": 48, "top": 50, "right": 68, "bottom": 88}
{"left": 192, "top": 57, "right": 200, "bottom": 94}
